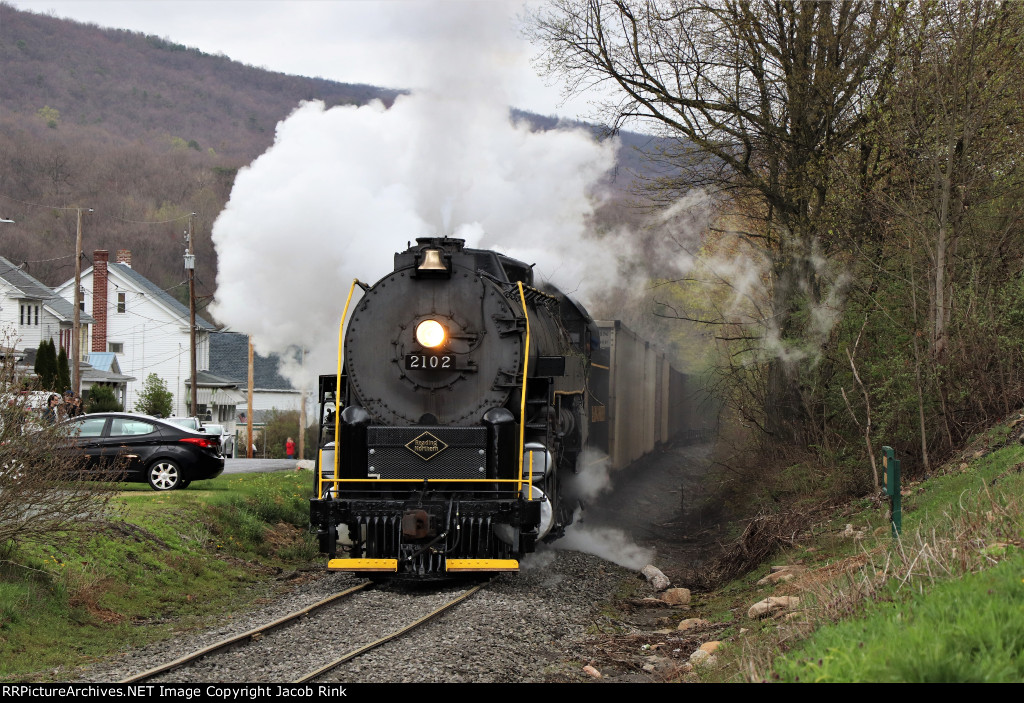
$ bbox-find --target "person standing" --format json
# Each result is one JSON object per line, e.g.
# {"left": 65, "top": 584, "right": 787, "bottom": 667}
{"left": 41, "top": 394, "right": 60, "bottom": 425}
{"left": 285, "top": 436, "right": 295, "bottom": 460}
{"left": 62, "top": 390, "right": 84, "bottom": 418}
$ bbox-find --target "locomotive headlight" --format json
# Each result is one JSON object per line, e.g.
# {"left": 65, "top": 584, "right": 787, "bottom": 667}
{"left": 415, "top": 319, "right": 446, "bottom": 348}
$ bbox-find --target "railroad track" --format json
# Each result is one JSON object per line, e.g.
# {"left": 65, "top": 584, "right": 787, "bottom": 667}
{"left": 293, "top": 582, "right": 486, "bottom": 683}
{"left": 118, "top": 580, "right": 487, "bottom": 683}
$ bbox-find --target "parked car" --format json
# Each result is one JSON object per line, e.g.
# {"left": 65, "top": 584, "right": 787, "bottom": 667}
{"left": 164, "top": 416, "right": 204, "bottom": 432}
{"left": 203, "top": 423, "right": 234, "bottom": 458}
{"left": 60, "top": 412, "right": 225, "bottom": 490}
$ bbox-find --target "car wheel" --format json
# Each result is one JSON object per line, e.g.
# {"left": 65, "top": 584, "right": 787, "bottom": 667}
{"left": 147, "top": 460, "right": 183, "bottom": 491}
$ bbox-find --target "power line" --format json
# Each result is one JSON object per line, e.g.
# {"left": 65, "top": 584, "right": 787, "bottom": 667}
{"left": 0, "top": 193, "right": 196, "bottom": 224}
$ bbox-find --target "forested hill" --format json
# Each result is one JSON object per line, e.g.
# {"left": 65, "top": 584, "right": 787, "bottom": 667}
{"left": 0, "top": 2, "right": 403, "bottom": 301}
{"left": 0, "top": 3, "right": 400, "bottom": 159}
{"left": 0, "top": 3, "right": 655, "bottom": 307}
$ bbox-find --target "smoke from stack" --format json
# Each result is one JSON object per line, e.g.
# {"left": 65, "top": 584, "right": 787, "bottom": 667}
{"left": 209, "top": 2, "right": 643, "bottom": 389}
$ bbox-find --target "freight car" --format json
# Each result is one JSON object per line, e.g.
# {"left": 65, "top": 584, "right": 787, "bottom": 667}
{"left": 309, "top": 237, "right": 702, "bottom": 578}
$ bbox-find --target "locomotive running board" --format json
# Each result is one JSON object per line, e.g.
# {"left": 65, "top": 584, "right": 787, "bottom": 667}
{"left": 445, "top": 559, "right": 519, "bottom": 572}
{"left": 327, "top": 558, "right": 398, "bottom": 572}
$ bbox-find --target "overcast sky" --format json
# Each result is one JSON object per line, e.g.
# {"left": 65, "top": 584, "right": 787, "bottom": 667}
{"left": 6, "top": 0, "right": 600, "bottom": 120}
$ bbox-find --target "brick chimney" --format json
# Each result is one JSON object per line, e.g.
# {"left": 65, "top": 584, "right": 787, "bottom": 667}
{"left": 92, "top": 250, "right": 108, "bottom": 352}
{"left": 116, "top": 249, "right": 132, "bottom": 268}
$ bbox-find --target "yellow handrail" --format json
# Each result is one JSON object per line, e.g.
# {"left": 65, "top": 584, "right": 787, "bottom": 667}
{"left": 517, "top": 282, "right": 531, "bottom": 500}
{"left": 323, "top": 279, "right": 360, "bottom": 498}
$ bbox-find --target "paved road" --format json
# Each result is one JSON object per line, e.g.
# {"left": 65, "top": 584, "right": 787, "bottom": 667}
{"left": 222, "top": 458, "right": 315, "bottom": 475}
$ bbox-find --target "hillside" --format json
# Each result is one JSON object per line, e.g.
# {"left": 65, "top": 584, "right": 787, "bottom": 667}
{"left": 0, "top": 3, "right": 665, "bottom": 310}
{"left": 0, "top": 2, "right": 402, "bottom": 302}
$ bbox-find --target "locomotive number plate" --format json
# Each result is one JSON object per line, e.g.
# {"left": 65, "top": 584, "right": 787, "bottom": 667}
{"left": 404, "top": 353, "right": 455, "bottom": 370}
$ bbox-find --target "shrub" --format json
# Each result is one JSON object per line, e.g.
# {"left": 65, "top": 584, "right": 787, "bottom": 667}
{"left": 85, "top": 385, "right": 122, "bottom": 413}
{"left": 33, "top": 339, "right": 57, "bottom": 391}
{"left": 134, "top": 373, "right": 173, "bottom": 418}
{"left": 56, "top": 346, "right": 71, "bottom": 393}
{"left": 259, "top": 408, "right": 316, "bottom": 460}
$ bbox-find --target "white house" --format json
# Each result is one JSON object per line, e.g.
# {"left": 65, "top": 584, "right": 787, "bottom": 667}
{"left": 0, "top": 255, "right": 93, "bottom": 358}
{"left": 55, "top": 249, "right": 240, "bottom": 417}
{"left": 0, "top": 255, "right": 97, "bottom": 384}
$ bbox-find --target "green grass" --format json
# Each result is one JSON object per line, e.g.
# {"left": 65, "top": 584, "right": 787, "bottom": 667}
{"left": 0, "top": 469, "right": 320, "bottom": 681}
{"left": 769, "top": 551, "right": 1024, "bottom": 682}
{"left": 755, "top": 444, "right": 1024, "bottom": 682}
{"left": 674, "top": 435, "right": 1024, "bottom": 683}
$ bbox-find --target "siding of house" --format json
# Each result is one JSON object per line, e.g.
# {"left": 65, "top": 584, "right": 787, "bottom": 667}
{"left": 56, "top": 261, "right": 210, "bottom": 415}
{"left": 0, "top": 294, "right": 59, "bottom": 350}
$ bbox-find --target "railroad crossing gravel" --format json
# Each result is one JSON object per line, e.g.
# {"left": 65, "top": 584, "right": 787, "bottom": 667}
{"left": 65, "top": 549, "right": 638, "bottom": 684}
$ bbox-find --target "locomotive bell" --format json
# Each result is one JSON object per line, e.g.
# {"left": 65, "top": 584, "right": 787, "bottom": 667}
{"left": 419, "top": 248, "right": 446, "bottom": 270}
{"left": 415, "top": 248, "right": 451, "bottom": 278}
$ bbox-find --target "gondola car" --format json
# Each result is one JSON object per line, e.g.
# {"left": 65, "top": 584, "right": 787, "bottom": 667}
{"left": 309, "top": 236, "right": 699, "bottom": 578}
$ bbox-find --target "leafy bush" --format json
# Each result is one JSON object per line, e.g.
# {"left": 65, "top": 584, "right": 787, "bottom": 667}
{"left": 56, "top": 345, "right": 71, "bottom": 393}
{"left": 85, "top": 385, "right": 122, "bottom": 413}
{"left": 33, "top": 339, "right": 58, "bottom": 390}
{"left": 258, "top": 408, "right": 316, "bottom": 459}
{"left": 134, "top": 373, "right": 173, "bottom": 418}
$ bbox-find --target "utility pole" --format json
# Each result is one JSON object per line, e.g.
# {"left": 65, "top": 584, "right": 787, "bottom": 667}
{"left": 298, "top": 347, "right": 306, "bottom": 461}
{"left": 185, "top": 213, "right": 197, "bottom": 418}
{"left": 71, "top": 208, "right": 92, "bottom": 396}
{"left": 247, "top": 338, "right": 254, "bottom": 458}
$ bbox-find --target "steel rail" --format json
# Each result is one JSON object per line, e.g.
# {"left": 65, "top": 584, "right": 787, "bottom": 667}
{"left": 118, "top": 581, "right": 372, "bottom": 683}
{"left": 292, "top": 581, "right": 487, "bottom": 683}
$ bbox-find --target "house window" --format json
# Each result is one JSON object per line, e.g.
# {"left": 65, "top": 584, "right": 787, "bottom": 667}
{"left": 117, "top": 292, "right": 126, "bottom": 313}
{"left": 108, "top": 342, "right": 124, "bottom": 354}
{"left": 20, "top": 304, "right": 39, "bottom": 325}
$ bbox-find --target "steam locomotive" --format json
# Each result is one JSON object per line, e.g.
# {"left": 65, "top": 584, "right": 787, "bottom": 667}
{"left": 309, "top": 237, "right": 697, "bottom": 578}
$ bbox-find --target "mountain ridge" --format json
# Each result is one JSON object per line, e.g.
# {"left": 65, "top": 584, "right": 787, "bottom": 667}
{"left": 0, "top": 2, "right": 667, "bottom": 309}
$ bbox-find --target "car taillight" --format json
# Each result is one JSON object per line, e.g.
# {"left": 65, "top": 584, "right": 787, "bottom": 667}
{"left": 180, "top": 437, "right": 218, "bottom": 449}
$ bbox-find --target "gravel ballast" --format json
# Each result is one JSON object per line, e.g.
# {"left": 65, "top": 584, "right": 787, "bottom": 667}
{"left": 65, "top": 548, "right": 640, "bottom": 684}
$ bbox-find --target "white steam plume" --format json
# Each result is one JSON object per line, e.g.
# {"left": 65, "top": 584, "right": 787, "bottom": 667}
{"left": 555, "top": 524, "right": 654, "bottom": 571}
{"left": 557, "top": 450, "right": 657, "bottom": 572}
{"left": 564, "top": 448, "right": 612, "bottom": 503}
{"left": 210, "top": 1, "right": 626, "bottom": 388}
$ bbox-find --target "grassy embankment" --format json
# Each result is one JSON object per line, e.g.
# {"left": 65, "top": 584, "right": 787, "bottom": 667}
{"left": 0, "top": 469, "right": 320, "bottom": 681}
{"left": 684, "top": 421, "right": 1024, "bottom": 682}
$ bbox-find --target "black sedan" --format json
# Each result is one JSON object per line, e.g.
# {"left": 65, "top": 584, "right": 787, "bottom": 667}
{"left": 61, "top": 412, "right": 225, "bottom": 490}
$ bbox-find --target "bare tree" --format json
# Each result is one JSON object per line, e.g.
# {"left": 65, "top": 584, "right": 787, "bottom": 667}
{"left": 531, "top": 0, "right": 908, "bottom": 444}
{"left": 0, "top": 334, "right": 123, "bottom": 553}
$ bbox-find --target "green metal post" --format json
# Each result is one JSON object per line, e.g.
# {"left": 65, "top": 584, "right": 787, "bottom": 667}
{"left": 882, "top": 445, "right": 901, "bottom": 537}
